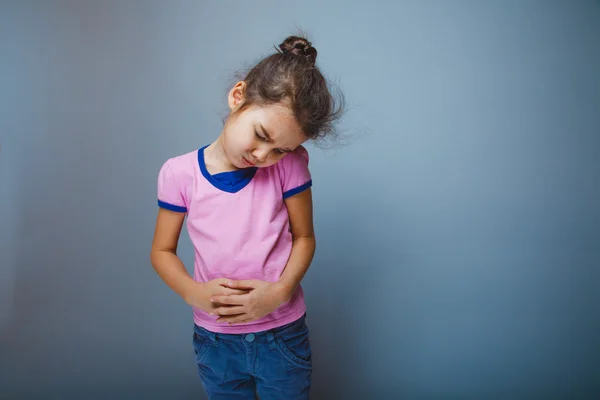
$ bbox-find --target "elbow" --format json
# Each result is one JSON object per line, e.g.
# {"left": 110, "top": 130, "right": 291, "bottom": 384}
{"left": 293, "top": 235, "right": 316, "bottom": 252}
{"left": 149, "top": 247, "right": 165, "bottom": 270}
{"left": 150, "top": 247, "right": 177, "bottom": 269}
{"left": 308, "top": 235, "right": 316, "bottom": 249}
{"left": 150, "top": 249, "right": 158, "bottom": 270}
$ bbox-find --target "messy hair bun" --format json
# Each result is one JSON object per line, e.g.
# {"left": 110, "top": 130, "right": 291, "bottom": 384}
{"left": 232, "top": 34, "right": 344, "bottom": 142}
{"left": 278, "top": 36, "right": 318, "bottom": 66}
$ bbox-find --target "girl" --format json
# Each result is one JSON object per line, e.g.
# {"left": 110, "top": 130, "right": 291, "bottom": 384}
{"left": 150, "top": 35, "right": 343, "bottom": 399}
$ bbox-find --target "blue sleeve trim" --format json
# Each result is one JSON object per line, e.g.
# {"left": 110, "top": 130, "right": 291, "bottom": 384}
{"left": 283, "top": 180, "right": 312, "bottom": 199}
{"left": 158, "top": 200, "right": 187, "bottom": 213}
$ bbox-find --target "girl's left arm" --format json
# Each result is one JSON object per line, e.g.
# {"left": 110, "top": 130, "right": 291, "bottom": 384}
{"left": 276, "top": 187, "right": 316, "bottom": 301}
{"left": 212, "top": 187, "right": 315, "bottom": 323}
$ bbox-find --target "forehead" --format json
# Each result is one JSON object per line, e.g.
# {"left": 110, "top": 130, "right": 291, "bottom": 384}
{"left": 252, "top": 104, "right": 307, "bottom": 147}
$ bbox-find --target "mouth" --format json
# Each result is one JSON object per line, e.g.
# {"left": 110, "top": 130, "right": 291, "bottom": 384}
{"left": 242, "top": 157, "right": 255, "bottom": 167}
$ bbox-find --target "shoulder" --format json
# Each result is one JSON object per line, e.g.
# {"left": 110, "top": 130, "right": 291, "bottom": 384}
{"left": 276, "top": 145, "right": 310, "bottom": 174}
{"left": 157, "top": 149, "right": 198, "bottom": 210}
{"left": 286, "top": 145, "right": 309, "bottom": 165}
{"left": 160, "top": 149, "right": 198, "bottom": 171}
{"left": 274, "top": 145, "right": 312, "bottom": 196}
{"left": 159, "top": 149, "right": 198, "bottom": 180}
{"left": 158, "top": 150, "right": 199, "bottom": 188}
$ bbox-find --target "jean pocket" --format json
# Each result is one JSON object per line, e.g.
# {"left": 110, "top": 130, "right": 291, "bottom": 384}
{"left": 272, "top": 319, "right": 312, "bottom": 370}
{"left": 275, "top": 337, "right": 312, "bottom": 370}
{"left": 192, "top": 328, "right": 217, "bottom": 364}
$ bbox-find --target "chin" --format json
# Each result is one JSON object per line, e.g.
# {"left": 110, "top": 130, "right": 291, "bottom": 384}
{"left": 226, "top": 155, "right": 244, "bottom": 169}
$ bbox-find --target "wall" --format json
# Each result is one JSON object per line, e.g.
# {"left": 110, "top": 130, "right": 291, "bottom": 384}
{"left": 1, "top": 1, "right": 599, "bottom": 398}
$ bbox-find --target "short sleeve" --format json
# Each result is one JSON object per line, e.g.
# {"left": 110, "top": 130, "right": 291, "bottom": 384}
{"left": 157, "top": 158, "right": 188, "bottom": 213}
{"left": 278, "top": 145, "right": 312, "bottom": 199}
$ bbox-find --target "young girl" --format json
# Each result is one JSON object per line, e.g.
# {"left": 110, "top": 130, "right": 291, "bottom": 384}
{"left": 150, "top": 35, "right": 342, "bottom": 399}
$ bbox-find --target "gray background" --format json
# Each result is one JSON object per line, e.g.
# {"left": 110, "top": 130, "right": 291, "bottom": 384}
{"left": 1, "top": 1, "right": 599, "bottom": 399}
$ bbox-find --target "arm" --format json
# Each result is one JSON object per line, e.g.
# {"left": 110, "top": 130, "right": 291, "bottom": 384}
{"left": 276, "top": 187, "right": 316, "bottom": 301}
{"left": 211, "top": 188, "right": 315, "bottom": 323}
{"left": 150, "top": 208, "right": 197, "bottom": 302}
{"left": 150, "top": 208, "right": 248, "bottom": 310}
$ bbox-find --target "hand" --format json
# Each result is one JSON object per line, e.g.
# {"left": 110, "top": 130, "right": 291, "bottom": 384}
{"left": 184, "top": 278, "right": 249, "bottom": 314}
{"left": 209, "top": 280, "right": 290, "bottom": 324}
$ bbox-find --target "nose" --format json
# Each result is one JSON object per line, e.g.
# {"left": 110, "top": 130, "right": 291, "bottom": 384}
{"left": 251, "top": 147, "right": 270, "bottom": 164}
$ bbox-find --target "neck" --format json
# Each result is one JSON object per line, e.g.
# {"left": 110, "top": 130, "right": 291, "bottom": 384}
{"left": 205, "top": 135, "right": 238, "bottom": 174}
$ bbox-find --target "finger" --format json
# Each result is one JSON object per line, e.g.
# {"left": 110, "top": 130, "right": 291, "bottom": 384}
{"left": 210, "top": 294, "right": 248, "bottom": 305}
{"left": 217, "top": 314, "right": 253, "bottom": 324}
{"left": 232, "top": 318, "right": 253, "bottom": 324}
{"left": 216, "top": 313, "right": 247, "bottom": 323}
{"left": 219, "top": 287, "right": 250, "bottom": 296}
{"left": 225, "top": 280, "right": 259, "bottom": 290}
{"left": 211, "top": 306, "right": 245, "bottom": 316}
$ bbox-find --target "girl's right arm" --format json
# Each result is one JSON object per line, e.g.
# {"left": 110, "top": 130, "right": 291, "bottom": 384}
{"left": 150, "top": 208, "right": 198, "bottom": 303}
{"left": 150, "top": 208, "right": 248, "bottom": 311}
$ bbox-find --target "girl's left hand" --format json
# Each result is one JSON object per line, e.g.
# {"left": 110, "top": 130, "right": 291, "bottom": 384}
{"left": 209, "top": 280, "right": 289, "bottom": 324}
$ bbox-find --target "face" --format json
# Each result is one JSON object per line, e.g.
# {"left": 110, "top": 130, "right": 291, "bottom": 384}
{"left": 221, "top": 82, "right": 308, "bottom": 169}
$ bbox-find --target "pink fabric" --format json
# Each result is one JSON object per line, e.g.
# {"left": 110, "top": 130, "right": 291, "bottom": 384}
{"left": 157, "top": 145, "right": 312, "bottom": 333}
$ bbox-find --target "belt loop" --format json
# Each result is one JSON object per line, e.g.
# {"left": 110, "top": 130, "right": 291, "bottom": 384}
{"left": 266, "top": 331, "right": 276, "bottom": 349}
{"left": 208, "top": 330, "right": 219, "bottom": 346}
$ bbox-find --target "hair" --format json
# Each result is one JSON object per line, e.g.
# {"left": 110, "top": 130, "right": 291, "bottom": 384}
{"left": 231, "top": 34, "right": 344, "bottom": 143}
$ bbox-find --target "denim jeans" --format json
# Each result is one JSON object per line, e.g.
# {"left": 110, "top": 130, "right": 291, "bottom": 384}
{"left": 193, "top": 313, "right": 312, "bottom": 400}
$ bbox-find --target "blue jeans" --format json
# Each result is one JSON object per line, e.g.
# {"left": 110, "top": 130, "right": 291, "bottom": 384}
{"left": 192, "top": 313, "right": 312, "bottom": 400}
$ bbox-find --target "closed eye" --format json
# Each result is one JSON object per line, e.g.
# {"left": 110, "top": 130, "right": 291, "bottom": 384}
{"left": 256, "top": 131, "right": 287, "bottom": 154}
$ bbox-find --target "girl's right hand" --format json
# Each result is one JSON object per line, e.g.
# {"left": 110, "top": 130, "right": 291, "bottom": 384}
{"left": 185, "top": 278, "right": 248, "bottom": 313}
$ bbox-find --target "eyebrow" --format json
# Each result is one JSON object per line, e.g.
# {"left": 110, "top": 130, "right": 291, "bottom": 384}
{"left": 258, "top": 123, "right": 272, "bottom": 140}
{"left": 258, "top": 124, "right": 292, "bottom": 152}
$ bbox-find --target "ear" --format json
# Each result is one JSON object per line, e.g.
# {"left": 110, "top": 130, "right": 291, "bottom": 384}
{"left": 227, "top": 81, "right": 247, "bottom": 111}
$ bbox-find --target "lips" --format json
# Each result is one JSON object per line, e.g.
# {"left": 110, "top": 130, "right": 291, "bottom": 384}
{"left": 243, "top": 157, "right": 255, "bottom": 167}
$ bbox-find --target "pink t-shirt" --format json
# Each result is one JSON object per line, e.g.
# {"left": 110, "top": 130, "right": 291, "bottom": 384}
{"left": 157, "top": 144, "right": 312, "bottom": 333}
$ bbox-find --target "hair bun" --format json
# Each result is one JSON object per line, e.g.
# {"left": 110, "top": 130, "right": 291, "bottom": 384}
{"left": 279, "top": 36, "right": 317, "bottom": 65}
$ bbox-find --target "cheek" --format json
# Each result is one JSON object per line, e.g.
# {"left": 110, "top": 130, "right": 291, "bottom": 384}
{"left": 226, "top": 132, "right": 251, "bottom": 152}
{"left": 266, "top": 152, "right": 286, "bottom": 166}
{"left": 224, "top": 119, "right": 254, "bottom": 148}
